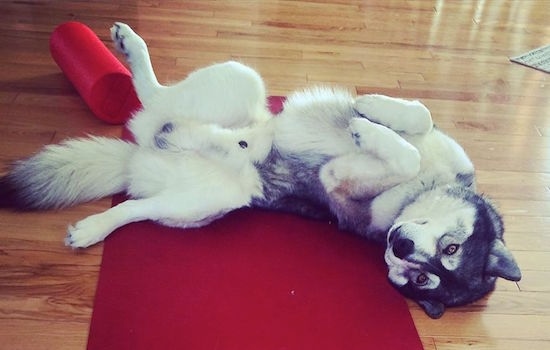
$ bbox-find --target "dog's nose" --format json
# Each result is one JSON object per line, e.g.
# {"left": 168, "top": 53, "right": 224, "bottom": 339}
{"left": 388, "top": 224, "right": 402, "bottom": 243}
{"left": 392, "top": 238, "right": 414, "bottom": 259}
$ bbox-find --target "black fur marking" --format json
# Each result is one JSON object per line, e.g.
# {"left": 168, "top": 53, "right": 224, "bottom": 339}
{"left": 0, "top": 174, "right": 16, "bottom": 208}
{"left": 119, "top": 36, "right": 125, "bottom": 51}
{"left": 0, "top": 172, "right": 38, "bottom": 210}
{"left": 456, "top": 173, "right": 475, "bottom": 188}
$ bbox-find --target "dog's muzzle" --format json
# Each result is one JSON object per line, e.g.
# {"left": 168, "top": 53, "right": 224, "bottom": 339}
{"left": 385, "top": 224, "right": 420, "bottom": 286}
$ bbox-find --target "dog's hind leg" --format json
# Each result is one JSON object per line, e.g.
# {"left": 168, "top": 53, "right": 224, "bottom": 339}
{"left": 65, "top": 198, "right": 164, "bottom": 248}
{"left": 111, "top": 22, "right": 164, "bottom": 104}
{"left": 353, "top": 94, "right": 433, "bottom": 135}
{"left": 66, "top": 185, "right": 253, "bottom": 248}
{"left": 65, "top": 196, "right": 204, "bottom": 248}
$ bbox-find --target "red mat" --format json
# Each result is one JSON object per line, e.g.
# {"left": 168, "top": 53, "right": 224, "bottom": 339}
{"left": 87, "top": 97, "right": 423, "bottom": 350}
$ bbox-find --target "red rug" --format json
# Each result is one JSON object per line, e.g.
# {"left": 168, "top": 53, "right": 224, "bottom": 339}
{"left": 86, "top": 96, "right": 423, "bottom": 350}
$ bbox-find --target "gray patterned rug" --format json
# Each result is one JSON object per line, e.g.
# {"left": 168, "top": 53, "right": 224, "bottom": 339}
{"left": 510, "top": 44, "right": 550, "bottom": 73}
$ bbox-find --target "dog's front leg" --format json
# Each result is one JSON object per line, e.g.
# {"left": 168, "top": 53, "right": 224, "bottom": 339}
{"left": 319, "top": 150, "right": 419, "bottom": 241}
{"left": 320, "top": 117, "right": 421, "bottom": 236}
{"left": 321, "top": 117, "right": 420, "bottom": 198}
{"left": 348, "top": 117, "right": 421, "bottom": 176}
{"left": 320, "top": 152, "right": 418, "bottom": 201}
{"left": 353, "top": 94, "right": 433, "bottom": 136}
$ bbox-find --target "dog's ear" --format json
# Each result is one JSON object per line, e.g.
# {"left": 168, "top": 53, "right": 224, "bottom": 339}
{"left": 417, "top": 300, "right": 445, "bottom": 319}
{"left": 485, "top": 239, "right": 521, "bottom": 281}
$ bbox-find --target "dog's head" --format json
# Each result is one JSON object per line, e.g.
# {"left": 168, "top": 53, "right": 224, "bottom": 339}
{"left": 384, "top": 187, "right": 521, "bottom": 318}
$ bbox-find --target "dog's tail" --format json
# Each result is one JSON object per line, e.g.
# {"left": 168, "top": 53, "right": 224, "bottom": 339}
{"left": 0, "top": 136, "right": 136, "bottom": 210}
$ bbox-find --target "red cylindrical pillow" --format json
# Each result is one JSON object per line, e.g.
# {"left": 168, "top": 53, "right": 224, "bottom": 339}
{"left": 50, "top": 21, "right": 141, "bottom": 124}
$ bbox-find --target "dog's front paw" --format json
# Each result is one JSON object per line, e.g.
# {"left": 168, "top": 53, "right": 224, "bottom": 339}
{"left": 348, "top": 117, "right": 383, "bottom": 151}
{"left": 354, "top": 94, "right": 392, "bottom": 118}
{"left": 354, "top": 94, "right": 433, "bottom": 135}
{"left": 110, "top": 22, "right": 147, "bottom": 60}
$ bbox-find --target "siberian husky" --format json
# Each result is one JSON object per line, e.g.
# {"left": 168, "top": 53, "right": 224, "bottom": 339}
{"left": 0, "top": 23, "right": 521, "bottom": 318}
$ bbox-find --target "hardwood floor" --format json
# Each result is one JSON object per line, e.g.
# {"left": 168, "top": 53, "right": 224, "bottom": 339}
{"left": 1, "top": 1, "right": 549, "bottom": 349}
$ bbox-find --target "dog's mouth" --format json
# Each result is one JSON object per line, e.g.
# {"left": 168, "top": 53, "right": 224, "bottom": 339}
{"left": 384, "top": 246, "right": 420, "bottom": 287}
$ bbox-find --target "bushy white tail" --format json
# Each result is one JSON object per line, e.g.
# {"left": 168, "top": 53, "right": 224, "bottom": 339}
{"left": 0, "top": 137, "right": 136, "bottom": 209}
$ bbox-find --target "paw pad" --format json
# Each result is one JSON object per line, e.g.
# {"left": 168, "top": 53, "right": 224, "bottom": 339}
{"left": 161, "top": 122, "right": 174, "bottom": 133}
{"left": 154, "top": 135, "right": 169, "bottom": 149}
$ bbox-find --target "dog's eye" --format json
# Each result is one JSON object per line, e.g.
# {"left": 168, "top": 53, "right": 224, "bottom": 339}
{"left": 414, "top": 273, "right": 429, "bottom": 286}
{"left": 238, "top": 140, "right": 248, "bottom": 149}
{"left": 443, "top": 244, "right": 460, "bottom": 255}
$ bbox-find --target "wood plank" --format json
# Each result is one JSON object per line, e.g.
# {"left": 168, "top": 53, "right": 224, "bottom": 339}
{"left": 412, "top": 313, "right": 550, "bottom": 341}
{"left": 0, "top": 319, "right": 88, "bottom": 350}
{"left": 434, "top": 338, "right": 550, "bottom": 350}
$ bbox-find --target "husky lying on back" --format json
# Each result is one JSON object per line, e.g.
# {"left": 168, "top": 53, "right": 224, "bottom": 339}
{"left": 0, "top": 23, "right": 520, "bottom": 318}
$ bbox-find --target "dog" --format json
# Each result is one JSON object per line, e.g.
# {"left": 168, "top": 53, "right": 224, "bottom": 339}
{"left": 0, "top": 23, "right": 521, "bottom": 318}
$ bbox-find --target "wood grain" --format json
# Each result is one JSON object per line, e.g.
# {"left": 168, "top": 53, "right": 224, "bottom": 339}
{"left": 1, "top": 1, "right": 549, "bottom": 349}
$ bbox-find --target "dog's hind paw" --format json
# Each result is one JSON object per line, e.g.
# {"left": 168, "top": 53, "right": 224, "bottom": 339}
{"left": 153, "top": 122, "right": 177, "bottom": 150}
{"left": 348, "top": 117, "right": 386, "bottom": 151}
{"left": 110, "top": 22, "right": 147, "bottom": 60}
{"left": 64, "top": 228, "right": 80, "bottom": 248}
